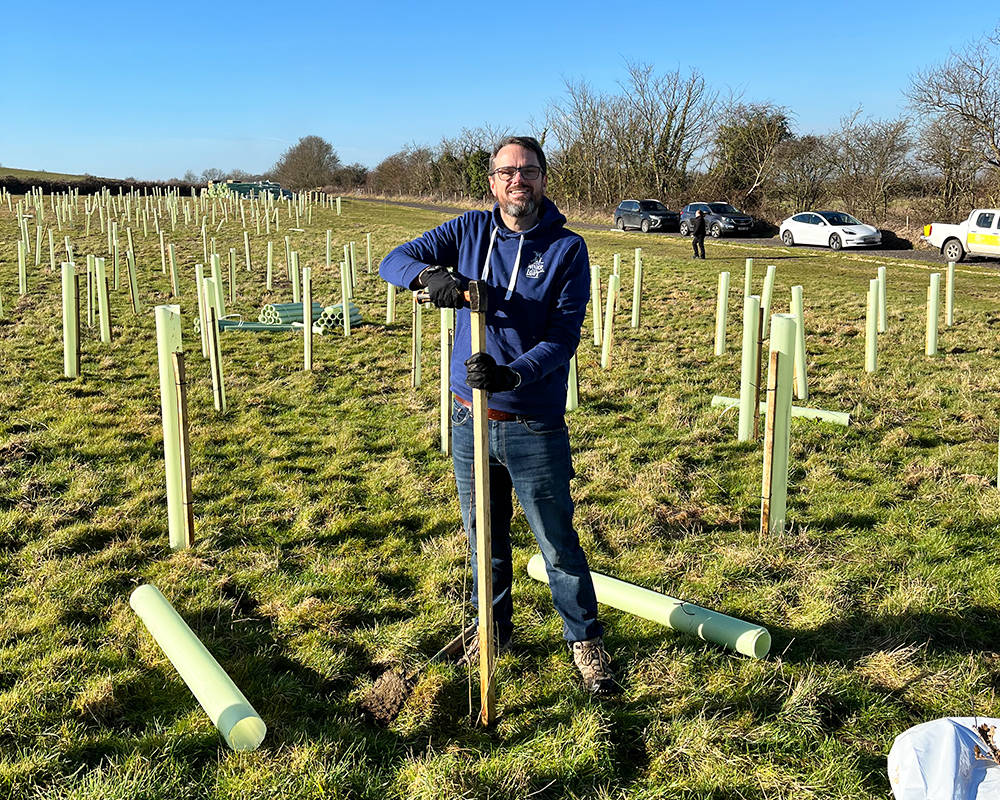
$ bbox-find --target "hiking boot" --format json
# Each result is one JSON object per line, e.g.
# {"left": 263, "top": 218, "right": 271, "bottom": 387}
{"left": 570, "top": 637, "right": 617, "bottom": 695}
{"left": 457, "top": 624, "right": 511, "bottom": 666}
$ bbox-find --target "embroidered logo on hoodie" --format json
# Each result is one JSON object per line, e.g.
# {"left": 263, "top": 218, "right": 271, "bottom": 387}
{"left": 525, "top": 252, "right": 545, "bottom": 279}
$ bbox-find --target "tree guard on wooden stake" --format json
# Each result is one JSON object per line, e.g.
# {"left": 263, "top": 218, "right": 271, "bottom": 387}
{"left": 790, "top": 285, "right": 807, "bottom": 401}
{"left": 340, "top": 262, "right": 352, "bottom": 337}
{"left": 195, "top": 264, "right": 209, "bottom": 358}
{"left": 946, "top": 261, "right": 955, "bottom": 327}
{"left": 600, "top": 273, "right": 619, "bottom": 369}
{"left": 737, "top": 295, "right": 761, "bottom": 442}
{"left": 411, "top": 292, "right": 422, "bottom": 387}
{"left": 865, "top": 278, "right": 878, "bottom": 373}
{"left": 17, "top": 240, "right": 27, "bottom": 295}
{"left": 155, "top": 305, "right": 192, "bottom": 549}
{"left": 129, "top": 585, "right": 265, "bottom": 750}
{"left": 440, "top": 307, "right": 453, "bottom": 455}
{"left": 744, "top": 258, "right": 753, "bottom": 296}
{"left": 95, "top": 257, "right": 112, "bottom": 344}
{"left": 760, "top": 265, "right": 776, "bottom": 337}
{"left": 590, "top": 264, "right": 602, "bottom": 347}
{"left": 61, "top": 262, "right": 80, "bottom": 378}
{"left": 386, "top": 281, "right": 397, "bottom": 324}
{"left": 566, "top": 353, "right": 579, "bottom": 411}
{"left": 877, "top": 266, "right": 887, "bottom": 334}
{"left": 926, "top": 273, "right": 941, "bottom": 356}
{"left": 303, "top": 267, "right": 313, "bottom": 371}
{"left": 631, "top": 248, "right": 643, "bottom": 328}
{"left": 761, "top": 314, "right": 796, "bottom": 534}
{"left": 171, "top": 352, "right": 195, "bottom": 548}
{"left": 715, "top": 271, "right": 730, "bottom": 356}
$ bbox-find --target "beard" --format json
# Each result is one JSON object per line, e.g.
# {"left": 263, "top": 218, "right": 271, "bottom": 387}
{"left": 501, "top": 194, "right": 538, "bottom": 219}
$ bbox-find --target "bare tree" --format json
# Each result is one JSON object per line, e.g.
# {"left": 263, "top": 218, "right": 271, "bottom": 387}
{"left": 773, "top": 135, "right": 836, "bottom": 212}
{"left": 710, "top": 101, "right": 791, "bottom": 206}
{"left": 832, "top": 110, "right": 912, "bottom": 221}
{"left": 915, "top": 115, "right": 982, "bottom": 215}
{"left": 271, "top": 135, "right": 341, "bottom": 190}
{"left": 200, "top": 167, "right": 226, "bottom": 183}
{"left": 909, "top": 28, "right": 1000, "bottom": 170}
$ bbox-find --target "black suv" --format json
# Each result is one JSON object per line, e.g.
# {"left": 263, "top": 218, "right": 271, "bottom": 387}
{"left": 613, "top": 199, "right": 680, "bottom": 233}
{"left": 679, "top": 202, "right": 754, "bottom": 237}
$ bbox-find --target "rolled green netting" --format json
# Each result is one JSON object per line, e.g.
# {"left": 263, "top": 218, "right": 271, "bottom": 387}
{"left": 257, "top": 302, "right": 323, "bottom": 325}
{"left": 195, "top": 315, "right": 298, "bottom": 334}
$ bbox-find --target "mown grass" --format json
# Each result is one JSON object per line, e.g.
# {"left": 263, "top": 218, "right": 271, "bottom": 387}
{"left": 1, "top": 196, "right": 1000, "bottom": 799}
{"left": 0, "top": 168, "right": 92, "bottom": 183}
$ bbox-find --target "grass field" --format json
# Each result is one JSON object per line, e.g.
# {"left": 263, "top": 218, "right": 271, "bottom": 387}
{"left": 1, "top": 194, "right": 1000, "bottom": 799}
{"left": 0, "top": 168, "right": 92, "bottom": 183}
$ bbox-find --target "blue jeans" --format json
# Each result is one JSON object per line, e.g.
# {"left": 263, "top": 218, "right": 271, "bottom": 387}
{"left": 451, "top": 398, "right": 602, "bottom": 643}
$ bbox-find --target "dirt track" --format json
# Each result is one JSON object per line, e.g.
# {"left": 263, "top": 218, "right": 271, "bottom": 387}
{"left": 355, "top": 196, "right": 997, "bottom": 269}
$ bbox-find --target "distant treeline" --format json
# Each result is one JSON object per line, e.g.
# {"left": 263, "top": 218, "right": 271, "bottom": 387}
{"left": 363, "top": 36, "right": 1000, "bottom": 226}
{"left": 0, "top": 175, "right": 206, "bottom": 196}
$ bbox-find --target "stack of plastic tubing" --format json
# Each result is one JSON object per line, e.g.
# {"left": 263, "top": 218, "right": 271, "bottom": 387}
{"left": 314, "top": 303, "right": 362, "bottom": 333}
{"left": 257, "top": 302, "right": 323, "bottom": 325}
{"left": 130, "top": 584, "right": 266, "bottom": 751}
{"left": 526, "top": 554, "right": 770, "bottom": 659}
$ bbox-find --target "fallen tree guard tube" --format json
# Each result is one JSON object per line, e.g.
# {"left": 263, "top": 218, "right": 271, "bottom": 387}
{"left": 526, "top": 553, "right": 770, "bottom": 659}
{"left": 130, "top": 584, "right": 266, "bottom": 751}
{"left": 711, "top": 395, "right": 850, "bottom": 426}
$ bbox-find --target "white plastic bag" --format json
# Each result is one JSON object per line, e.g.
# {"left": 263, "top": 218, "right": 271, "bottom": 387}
{"left": 888, "top": 717, "right": 1000, "bottom": 799}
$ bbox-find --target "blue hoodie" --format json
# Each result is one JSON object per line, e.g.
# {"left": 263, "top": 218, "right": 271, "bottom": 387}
{"left": 380, "top": 197, "right": 589, "bottom": 418}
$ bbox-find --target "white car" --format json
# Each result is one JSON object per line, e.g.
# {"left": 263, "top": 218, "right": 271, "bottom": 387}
{"left": 779, "top": 211, "right": 882, "bottom": 251}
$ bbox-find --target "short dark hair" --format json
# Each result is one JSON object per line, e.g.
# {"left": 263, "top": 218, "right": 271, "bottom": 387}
{"left": 490, "top": 136, "right": 547, "bottom": 174}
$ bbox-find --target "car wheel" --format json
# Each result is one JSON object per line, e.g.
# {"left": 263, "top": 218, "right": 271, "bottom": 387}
{"left": 679, "top": 221, "right": 690, "bottom": 236}
{"left": 943, "top": 238, "right": 965, "bottom": 262}
{"left": 710, "top": 223, "right": 722, "bottom": 238}
{"left": 640, "top": 219, "right": 650, "bottom": 233}
{"left": 781, "top": 230, "right": 794, "bottom": 247}
{"left": 829, "top": 234, "right": 842, "bottom": 251}
{"left": 615, "top": 217, "right": 625, "bottom": 231}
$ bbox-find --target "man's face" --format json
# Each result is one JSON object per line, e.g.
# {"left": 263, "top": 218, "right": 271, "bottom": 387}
{"left": 489, "top": 144, "right": 547, "bottom": 220}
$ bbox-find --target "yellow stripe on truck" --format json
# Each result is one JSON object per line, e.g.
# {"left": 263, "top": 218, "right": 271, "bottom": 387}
{"left": 968, "top": 232, "right": 1000, "bottom": 246}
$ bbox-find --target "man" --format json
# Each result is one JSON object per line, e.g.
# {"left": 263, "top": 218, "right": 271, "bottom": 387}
{"left": 379, "top": 136, "right": 615, "bottom": 694}
{"left": 692, "top": 209, "right": 707, "bottom": 259}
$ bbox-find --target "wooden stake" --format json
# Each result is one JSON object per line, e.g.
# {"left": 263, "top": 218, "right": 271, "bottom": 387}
{"left": 171, "top": 352, "right": 195, "bottom": 548}
{"left": 468, "top": 281, "right": 495, "bottom": 727}
{"left": 760, "top": 350, "right": 779, "bottom": 537}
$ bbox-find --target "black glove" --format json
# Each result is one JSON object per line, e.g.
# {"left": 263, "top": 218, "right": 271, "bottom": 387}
{"left": 419, "top": 266, "right": 464, "bottom": 308}
{"left": 465, "top": 352, "right": 521, "bottom": 392}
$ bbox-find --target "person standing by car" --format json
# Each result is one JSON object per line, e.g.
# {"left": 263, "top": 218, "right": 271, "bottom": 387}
{"left": 379, "top": 136, "right": 616, "bottom": 695}
{"left": 691, "top": 209, "right": 707, "bottom": 259}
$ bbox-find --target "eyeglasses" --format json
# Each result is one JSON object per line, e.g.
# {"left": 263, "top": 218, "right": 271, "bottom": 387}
{"left": 489, "top": 165, "right": 544, "bottom": 181}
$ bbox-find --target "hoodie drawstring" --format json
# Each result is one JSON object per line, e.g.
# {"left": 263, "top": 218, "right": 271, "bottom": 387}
{"left": 480, "top": 226, "right": 524, "bottom": 302}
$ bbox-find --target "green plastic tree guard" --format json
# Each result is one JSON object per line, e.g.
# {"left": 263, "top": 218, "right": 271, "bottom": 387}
{"left": 526, "top": 553, "right": 770, "bottom": 659}
{"left": 600, "top": 273, "right": 620, "bottom": 369}
{"left": 714, "top": 271, "right": 730, "bottom": 356}
{"left": 877, "top": 266, "right": 887, "bottom": 333}
{"left": 195, "top": 264, "right": 209, "bottom": 358}
{"left": 227, "top": 249, "right": 236, "bottom": 304}
{"left": 762, "top": 314, "right": 796, "bottom": 534}
{"left": 631, "top": 248, "right": 643, "bottom": 329}
{"left": 129, "top": 584, "right": 266, "bottom": 751}
{"left": 790, "top": 285, "right": 807, "bottom": 401}
{"left": 210, "top": 254, "right": 226, "bottom": 318}
{"left": 340, "top": 261, "right": 351, "bottom": 337}
{"left": 266, "top": 241, "right": 273, "bottom": 290}
{"left": 566, "top": 353, "right": 579, "bottom": 412}
{"left": 737, "top": 294, "right": 762, "bottom": 442}
{"left": 386, "top": 281, "right": 396, "bottom": 324}
{"left": 366, "top": 232, "right": 372, "bottom": 273}
{"left": 336, "top": 197, "right": 341, "bottom": 215}
{"left": 744, "top": 258, "right": 753, "bottom": 296}
{"left": 946, "top": 261, "right": 955, "bottom": 326}
{"left": 95, "top": 257, "right": 111, "bottom": 344}
{"left": 243, "top": 230, "right": 252, "bottom": 272}
{"left": 411, "top": 292, "right": 423, "bottom": 387}
{"left": 865, "top": 278, "right": 878, "bottom": 373}
{"left": 926, "top": 272, "right": 940, "bottom": 356}
{"left": 760, "top": 265, "right": 776, "bottom": 337}
{"left": 711, "top": 395, "right": 849, "bottom": 426}
{"left": 291, "top": 252, "right": 301, "bottom": 304}
{"left": 590, "top": 264, "right": 602, "bottom": 347}
{"left": 154, "top": 306, "right": 188, "bottom": 549}
{"left": 303, "top": 267, "right": 312, "bottom": 370}
{"left": 17, "top": 240, "right": 27, "bottom": 295}
{"left": 61, "top": 262, "right": 79, "bottom": 379}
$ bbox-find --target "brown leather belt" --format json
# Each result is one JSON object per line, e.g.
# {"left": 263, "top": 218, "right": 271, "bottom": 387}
{"left": 454, "top": 393, "right": 519, "bottom": 421}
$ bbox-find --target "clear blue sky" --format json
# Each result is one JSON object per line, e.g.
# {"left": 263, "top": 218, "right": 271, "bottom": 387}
{"left": 0, "top": 1, "right": 985, "bottom": 180}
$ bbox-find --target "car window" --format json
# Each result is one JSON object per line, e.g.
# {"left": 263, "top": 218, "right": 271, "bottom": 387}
{"left": 708, "top": 203, "right": 739, "bottom": 214}
{"left": 976, "top": 212, "right": 995, "bottom": 228}
{"left": 804, "top": 214, "right": 822, "bottom": 225}
{"left": 820, "top": 212, "right": 861, "bottom": 226}
{"left": 792, "top": 214, "right": 810, "bottom": 223}
{"left": 639, "top": 201, "right": 668, "bottom": 212}
{"left": 696, "top": 204, "right": 710, "bottom": 214}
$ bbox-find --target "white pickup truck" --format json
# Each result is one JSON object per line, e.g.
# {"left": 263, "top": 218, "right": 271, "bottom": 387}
{"left": 921, "top": 209, "right": 1000, "bottom": 261}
